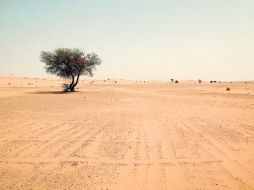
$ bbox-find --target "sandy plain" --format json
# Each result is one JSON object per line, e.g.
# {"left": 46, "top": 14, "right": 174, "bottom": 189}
{"left": 0, "top": 76, "right": 254, "bottom": 190}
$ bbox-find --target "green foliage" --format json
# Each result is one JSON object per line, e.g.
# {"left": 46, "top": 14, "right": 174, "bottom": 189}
{"left": 40, "top": 48, "right": 101, "bottom": 78}
{"left": 40, "top": 48, "right": 101, "bottom": 91}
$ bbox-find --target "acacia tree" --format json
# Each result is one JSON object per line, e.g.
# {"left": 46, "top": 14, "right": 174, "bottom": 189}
{"left": 40, "top": 48, "right": 101, "bottom": 92}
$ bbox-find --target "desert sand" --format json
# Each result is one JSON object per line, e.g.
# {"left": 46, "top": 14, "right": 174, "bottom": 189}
{"left": 0, "top": 76, "right": 254, "bottom": 190}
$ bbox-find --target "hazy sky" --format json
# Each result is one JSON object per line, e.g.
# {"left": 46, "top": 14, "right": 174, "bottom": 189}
{"left": 0, "top": 0, "right": 253, "bottom": 81}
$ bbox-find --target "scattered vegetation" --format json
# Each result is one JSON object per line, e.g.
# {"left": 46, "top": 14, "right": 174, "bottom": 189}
{"left": 40, "top": 48, "right": 101, "bottom": 92}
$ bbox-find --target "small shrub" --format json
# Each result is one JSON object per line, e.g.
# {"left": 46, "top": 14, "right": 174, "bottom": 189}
{"left": 175, "top": 80, "right": 179, "bottom": 83}
{"left": 198, "top": 79, "right": 202, "bottom": 83}
{"left": 226, "top": 87, "right": 230, "bottom": 91}
{"left": 62, "top": 83, "right": 70, "bottom": 92}
{"left": 171, "top": 79, "right": 174, "bottom": 82}
{"left": 210, "top": 81, "right": 213, "bottom": 83}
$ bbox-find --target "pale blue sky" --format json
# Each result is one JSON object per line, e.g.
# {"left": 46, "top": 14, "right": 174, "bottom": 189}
{"left": 0, "top": 0, "right": 253, "bottom": 81}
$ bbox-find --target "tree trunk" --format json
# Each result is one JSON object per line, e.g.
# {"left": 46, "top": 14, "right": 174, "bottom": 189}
{"left": 66, "top": 62, "right": 75, "bottom": 92}
{"left": 71, "top": 73, "right": 81, "bottom": 92}
{"left": 68, "top": 75, "right": 75, "bottom": 92}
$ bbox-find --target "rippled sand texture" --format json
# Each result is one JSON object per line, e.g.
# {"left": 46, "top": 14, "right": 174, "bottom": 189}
{"left": 0, "top": 77, "right": 254, "bottom": 189}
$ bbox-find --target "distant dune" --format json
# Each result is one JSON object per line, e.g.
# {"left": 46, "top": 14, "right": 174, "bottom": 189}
{"left": 0, "top": 75, "right": 253, "bottom": 87}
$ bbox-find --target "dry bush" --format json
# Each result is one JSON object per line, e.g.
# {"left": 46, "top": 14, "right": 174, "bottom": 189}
{"left": 62, "top": 83, "right": 70, "bottom": 92}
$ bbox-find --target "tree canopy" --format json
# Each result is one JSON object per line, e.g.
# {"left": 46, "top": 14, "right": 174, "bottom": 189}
{"left": 40, "top": 48, "right": 101, "bottom": 92}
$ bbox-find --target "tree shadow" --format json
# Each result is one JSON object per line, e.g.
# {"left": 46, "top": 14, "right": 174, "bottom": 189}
{"left": 28, "top": 91, "right": 67, "bottom": 95}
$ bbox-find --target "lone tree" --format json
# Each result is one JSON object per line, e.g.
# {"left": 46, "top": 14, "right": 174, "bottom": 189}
{"left": 40, "top": 48, "right": 101, "bottom": 92}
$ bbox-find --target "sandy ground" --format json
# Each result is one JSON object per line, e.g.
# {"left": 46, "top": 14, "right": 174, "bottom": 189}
{"left": 0, "top": 76, "right": 254, "bottom": 190}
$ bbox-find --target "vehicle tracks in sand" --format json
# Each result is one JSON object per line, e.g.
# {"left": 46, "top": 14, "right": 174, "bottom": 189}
{"left": 1, "top": 83, "right": 254, "bottom": 189}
